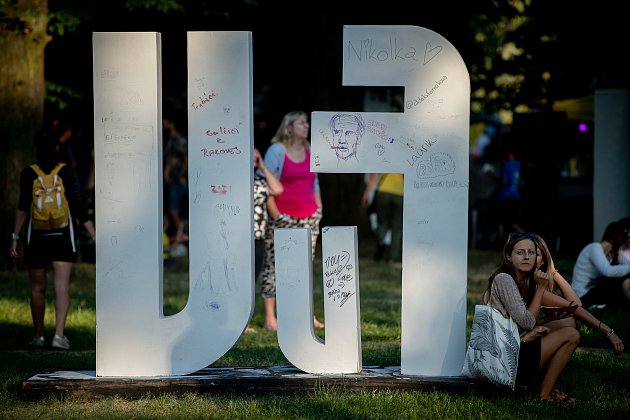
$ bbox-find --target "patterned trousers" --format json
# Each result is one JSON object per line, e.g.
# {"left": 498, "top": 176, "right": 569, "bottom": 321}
{"left": 260, "top": 209, "right": 322, "bottom": 299}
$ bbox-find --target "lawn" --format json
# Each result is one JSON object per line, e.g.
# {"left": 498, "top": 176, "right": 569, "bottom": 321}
{"left": 1, "top": 246, "right": 629, "bottom": 419}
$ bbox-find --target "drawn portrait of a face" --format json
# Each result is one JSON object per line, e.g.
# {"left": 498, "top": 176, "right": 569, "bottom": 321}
{"left": 329, "top": 114, "right": 366, "bottom": 162}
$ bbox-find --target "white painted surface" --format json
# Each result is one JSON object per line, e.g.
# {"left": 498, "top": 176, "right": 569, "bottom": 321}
{"left": 93, "top": 32, "right": 253, "bottom": 376}
{"left": 276, "top": 227, "right": 361, "bottom": 373}
{"left": 310, "top": 25, "right": 470, "bottom": 376}
{"left": 93, "top": 25, "right": 469, "bottom": 378}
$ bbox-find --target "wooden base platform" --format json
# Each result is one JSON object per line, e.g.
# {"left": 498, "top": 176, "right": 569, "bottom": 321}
{"left": 21, "top": 365, "right": 487, "bottom": 401}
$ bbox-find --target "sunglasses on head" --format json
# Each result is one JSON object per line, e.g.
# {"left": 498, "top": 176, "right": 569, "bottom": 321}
{"left": 508, "top": 232, "right": 535, "bottom": 241}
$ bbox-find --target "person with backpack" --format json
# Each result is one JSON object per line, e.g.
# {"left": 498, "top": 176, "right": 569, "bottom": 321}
{"left": 9, "top": 129, "right": 95, "bottom": 350}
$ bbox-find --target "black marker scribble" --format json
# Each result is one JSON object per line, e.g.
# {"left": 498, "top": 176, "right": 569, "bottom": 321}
{"left": 339, "top": 291, "right": 355, "bottom": 308}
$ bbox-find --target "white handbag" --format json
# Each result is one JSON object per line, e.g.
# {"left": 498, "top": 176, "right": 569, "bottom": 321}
{"left": 462, "top": 304, "right": 521, "bottom": 390}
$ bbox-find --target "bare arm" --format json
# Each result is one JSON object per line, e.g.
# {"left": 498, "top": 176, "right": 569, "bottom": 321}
{"left": 259, "top": 165, "right": 283, "bottom": 196}
{"left": 266, "top": 195, "right": 280, "bottom": 220}
{"left": 552, "top": 270, "right": 582, "bottom": 306}
{"left": 537, "top": 268, "right": 582, "bottom": 307}
{"left": 315, "top": 187, "right": 322, "bottom": 209}
{"left": 540, "top": 285, "right": 624, "bottom": 353}
{"left": 527, "top": 284, "right": 546, "bottom": 319}
{"left": 83, "top": 220, "right": 96, "bottom": 241}
{"left": 254, "top": 148, "right": 283, "bottom": 196}
{"left": 9, "top": 209, "right": 28, "bottom": 258}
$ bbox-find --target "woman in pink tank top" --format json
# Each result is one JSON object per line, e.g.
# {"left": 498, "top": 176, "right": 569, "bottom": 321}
{"left": 258, "top": 111, "right": 324, "bottom": 331}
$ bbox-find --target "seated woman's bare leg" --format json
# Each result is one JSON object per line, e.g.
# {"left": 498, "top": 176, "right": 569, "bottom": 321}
{"left": 537, "top": 327, "right": 580, "bottom": 400}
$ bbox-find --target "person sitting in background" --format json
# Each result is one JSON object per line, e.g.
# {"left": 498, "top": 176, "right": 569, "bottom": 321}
{"left": 534, "top": 234, "right": 623, "bottom": 354}
{"left": 571, "top": 221, "right": 630, "bottom": 309}
{"left": 482, "top": 232, "right": 579, "bottom": 402}
{"left": 617, "top": 217, "right": 630, "bottom": 264}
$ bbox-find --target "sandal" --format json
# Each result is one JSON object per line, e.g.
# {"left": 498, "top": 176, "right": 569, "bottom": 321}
{"left": 552, "top": 388, "right": 576, "bottom": 403}
{"left": 540, "top": 389, "right": 576, "bottom": 404}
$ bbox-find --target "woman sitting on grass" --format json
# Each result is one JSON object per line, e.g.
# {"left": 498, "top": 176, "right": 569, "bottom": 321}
{"left": 483, "top": 232, "right": 579, "bottom": 403}
{"left": 533, "top": 234, "right": 624, "bottom": 354}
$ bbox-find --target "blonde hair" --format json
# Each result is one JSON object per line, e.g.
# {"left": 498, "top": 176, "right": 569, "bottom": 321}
{"left": 533, "top": 234, "right": 556, "bottom": 291}
{"left": 271, "top": 111, "right": 308, "bottom": 147}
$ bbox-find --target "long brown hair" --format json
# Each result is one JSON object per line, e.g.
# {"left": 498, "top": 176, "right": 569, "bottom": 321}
{"left": 533, "top": 234, "right": 555, "bottom": 291}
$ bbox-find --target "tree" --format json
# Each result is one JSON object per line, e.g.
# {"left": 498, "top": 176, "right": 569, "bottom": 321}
{"left": 0, "top": 0, "right": 48, "bottom": 264}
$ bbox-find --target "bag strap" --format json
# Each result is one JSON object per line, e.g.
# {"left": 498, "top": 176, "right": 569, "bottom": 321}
{"left": 30, "top": 163, "right": 66, "bottom": 177}
{"left": 51, "top": 162, "right": 66, "bottom": 176}
{"left": 30, "top": 164, "right": 45, "bottom": 178}
{"left": 30, "top": 165, "right": 47, "bottom": 213}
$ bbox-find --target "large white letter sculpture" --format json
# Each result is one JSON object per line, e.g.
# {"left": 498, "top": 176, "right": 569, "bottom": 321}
{"left": 93, "top": 32, "right": 254, "bottom": 376}
{"left": 93, "top": 26, "right": 468, "bottom": 378}
{"left": 276, "top": 227, "right": 362, "bottom": 373}
{"left": 310, "top": 25, "right": 470, "bottom": 376}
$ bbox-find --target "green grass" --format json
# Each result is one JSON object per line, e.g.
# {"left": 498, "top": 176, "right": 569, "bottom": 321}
{"left": 1, "top": 248, "right": 629, "bottom": 419}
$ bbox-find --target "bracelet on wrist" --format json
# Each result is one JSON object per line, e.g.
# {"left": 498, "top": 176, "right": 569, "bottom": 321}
{"left": 607, "top": 329, "right": 615, "bottom": 338}
{"left": 11, "top": 233, "right": 20, "bottom": 241}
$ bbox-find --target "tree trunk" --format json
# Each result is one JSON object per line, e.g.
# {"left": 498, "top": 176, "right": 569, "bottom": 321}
{"left": 0, "top": 0, "right": 48, "bottom": 265}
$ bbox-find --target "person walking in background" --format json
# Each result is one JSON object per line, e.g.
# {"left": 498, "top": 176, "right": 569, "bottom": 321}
{"left": 494, "top": 142, "right": 524, "bottom": 244}
{"left": 246, "top": 148, "right": 283, "bottom": 333}
{"left": 9, "top": 130, "right": 96, "bottom": 350}
{"left": 534, "top": 234, "right": 623, "bottom": 353}
{"left": 571, "top": 221, "right": 630, "bottom": 309}
{"left": 361, "top": 173, "right": 403, "bottom": 264}
{"left": 469, "top": 123, "right": 495, "bottom": 161}
{"left": 163, "top": 116, "right": 188, "bottom": 252}
{"left": 260, "top": 111, "right": 324, "bottom": 331}
{"left": 483, "top": 232, "right": 579, "bottom": 402}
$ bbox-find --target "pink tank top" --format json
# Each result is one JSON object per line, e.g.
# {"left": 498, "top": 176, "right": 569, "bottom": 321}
{"left": 276, "top": 150, "right": 318, "bottom": 218}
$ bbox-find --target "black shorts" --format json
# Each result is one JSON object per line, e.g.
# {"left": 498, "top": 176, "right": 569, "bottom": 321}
{"left": 581, "top": 275, "right": 630, "bottom": 309}
{"left": 516, "top": 338, "right": 541, "bottom": 386}
{"left": 25, "top": 228, "right": 77, "bottom": 268}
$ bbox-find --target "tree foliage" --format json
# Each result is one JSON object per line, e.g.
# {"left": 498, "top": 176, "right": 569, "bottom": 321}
{"left": 467, "top": 0, "right": 629, "bottom": 123}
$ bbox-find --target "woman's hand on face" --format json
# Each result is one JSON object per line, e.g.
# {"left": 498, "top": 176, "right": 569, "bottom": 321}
{"left": 253, "top": 148, "right": 263, "bottom": 168}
